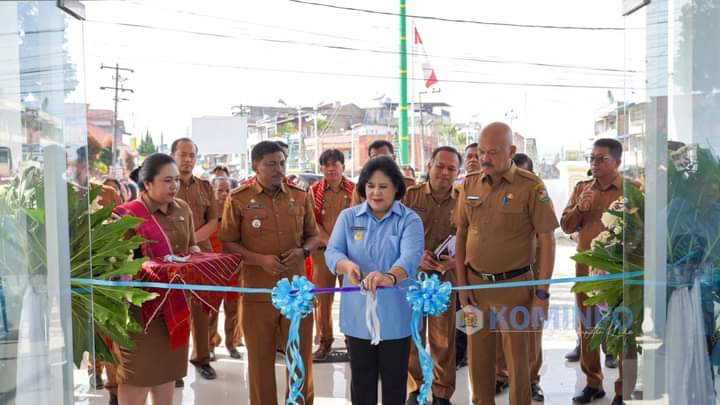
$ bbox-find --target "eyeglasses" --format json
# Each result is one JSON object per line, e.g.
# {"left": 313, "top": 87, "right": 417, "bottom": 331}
{"left": 587, "top": 155, "right": 612, "bottom": 163}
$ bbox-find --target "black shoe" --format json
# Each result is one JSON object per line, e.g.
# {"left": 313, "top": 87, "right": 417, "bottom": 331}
{"left": 406, "top": 390, "right": 420, "bottom": 405}
{"left": 197, "top": 364, "right": 217, "bottom": 380}
{"left": 531, "top": 383, "right": 545, "bottom": 402}
{"left": 108, "top": 393, "right": 118, "bottom": 405}
{"left": 229, "top": 348, "right": 242, "bottom": 359}
{"left": 610, "top": 395, "right": 624, "bottom": 405}
{"left": 495, "top": 380, "right": 509, "bottom": 395}
{"left": 432, "top": 396, "right": 451, "bottom": 405}
{"left": 209, "top": 352, "right": 217, "bottom": 362}
{"left": 605, "top": 355, "right": 618, "bottom": 369}
{"left": 175, "top": 379, "right": 184, "bottom": 388}
{"left": 565, "top": 344, "right": 581, "bottom": 362}
{"left": 572, "top": 387, "right": 606, "bottom": 403}
{"left": 456, "top": 357, "right": 468, "bottom": 370}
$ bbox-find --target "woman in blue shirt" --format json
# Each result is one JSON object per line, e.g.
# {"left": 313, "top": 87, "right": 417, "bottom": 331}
{"left": 325, "top": 156, "right": 424, "bottom": 405}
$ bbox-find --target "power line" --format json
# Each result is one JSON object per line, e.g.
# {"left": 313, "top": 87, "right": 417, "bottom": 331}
{"left": 288, "top": 0, "right": 626, "bottom": 31}
{"left": 85, "top": 19, "right": 641, "bottom": 74}
{"left": 87, "top": 53, "right": 638, "bottom": 90}
{"left": 124, "top": 0, "right": 375, "bottom": 44}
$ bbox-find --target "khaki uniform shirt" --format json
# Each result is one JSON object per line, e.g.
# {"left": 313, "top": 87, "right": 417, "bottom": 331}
{"left": 219, "top": 179, "right": 318, "bottom": 302}
{"left": 141, "top": 193, "right": 197, "bottom": 254}
{"left": 350, "top": 176, "right": 416, "bottom": 206}
{"left": 402, "top": 182, "right": 458, "bottom": 279}
{"left": 560, "top": 175, "right": 624, "bottom": 276}
{"left": 316, "top": 183, "right": 352, "bottom": 243}
{"left": 455, "top": 164, "right": 559, "bottom": 273}
{"left": 177, "top": 175, "right": 218, "bottom": 252}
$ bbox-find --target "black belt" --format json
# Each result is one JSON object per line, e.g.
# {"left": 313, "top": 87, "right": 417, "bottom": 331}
{"left": 466, "top": 265, "right": 531, "bottom": 282}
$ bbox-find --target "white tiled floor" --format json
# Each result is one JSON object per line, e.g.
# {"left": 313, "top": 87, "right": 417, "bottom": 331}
{"left": 74, "top": 239, "right": 622, "bottom": 404}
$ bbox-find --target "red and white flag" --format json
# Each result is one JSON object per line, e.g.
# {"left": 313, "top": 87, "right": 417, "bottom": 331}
{"left": 414, "top": 26, "right": 439, "bottom": 88}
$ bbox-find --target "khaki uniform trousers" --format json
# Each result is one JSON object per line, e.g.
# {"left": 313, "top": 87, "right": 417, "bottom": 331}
{"left": 243, "top": 300, "right": 314, "bottom": 405}
{"left": 312, "top": 250, "right": 341, "bottom": 347}
{"left": 190, "top": 300, "right": 212, "bottom": 367}
{"left": 496, "top": 268, "right": 542, "bottom": 385}
{"left": 467, "top": 271, "right": 534, "bottom": 405}
{"left": 209, "top": 296, "right": 242, "bottom": 352}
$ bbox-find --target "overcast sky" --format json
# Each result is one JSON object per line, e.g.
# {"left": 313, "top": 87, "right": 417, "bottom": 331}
{"left": 66, "top": 0, "right": 648, "bottom": 159}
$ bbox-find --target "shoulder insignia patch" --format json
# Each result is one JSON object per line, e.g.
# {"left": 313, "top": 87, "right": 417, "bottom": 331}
{"left": 535, "top": 184, "right": 550, "bottom": 203}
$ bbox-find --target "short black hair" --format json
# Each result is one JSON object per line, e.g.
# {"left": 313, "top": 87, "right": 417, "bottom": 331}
{"left": 319, "top": 148, "right": 345, "bottom": 166}
{"left": 368, "top": 140, "right": 394, "bottom": 156}
{"left": 357, "top": 156, "right": 406, "bottom": 200}
{"left": 276, "top": 140, "right": 289, "bottom": 150}
{"left": 430, "top": 146, "right": 463, "bottom": 166}
{"left": 512, "top": 153, "right": 534, "bottom": 172}
{"left": 212, "top": 165, "right": 230, "bottom": 176}
{"left": 593, "top": 138, "right": 623, "bottom": 160}
{"left": 171, "top": 137, "right": 198, "bottom": 154}
{"left": 252, "top": 140, "right": 284, "bottom": 162}
{"left": 465, "top": 142, "right": 478, "bottom": 151}
{"left": 131, "top": 153, "right": 177, "bottom": 192}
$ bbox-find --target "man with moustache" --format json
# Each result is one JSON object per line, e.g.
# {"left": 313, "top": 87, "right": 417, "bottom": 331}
{"left": 220, "top": 140, "right": 320, "bottom": 405}
{"left": 404, "top": 146, "right": 462, "bottom": 405}
{"left": 455, "top": 123, "right": 558, "bottom": 405}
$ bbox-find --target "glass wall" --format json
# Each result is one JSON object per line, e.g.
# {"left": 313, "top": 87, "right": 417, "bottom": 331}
{"left": 0, "top": 2, "right": 88, "bottom": 404}
{"left": 626, "top": 0, "right": 720, "bottom": 402}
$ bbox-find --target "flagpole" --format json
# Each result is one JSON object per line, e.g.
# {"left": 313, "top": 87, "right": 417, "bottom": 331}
{"left": 409, "top": 21, "right": 416, "bottom": 171}
{"left": 398, "top": 0, "right": 409, "bottom": 166}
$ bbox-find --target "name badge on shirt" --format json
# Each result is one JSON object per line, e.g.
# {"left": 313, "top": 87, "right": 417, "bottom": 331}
{"left": 248, "top": 202, "right": 263, "bottom": 209}
{"left": 352, "top": 226, "right": 366, "bottom": 241}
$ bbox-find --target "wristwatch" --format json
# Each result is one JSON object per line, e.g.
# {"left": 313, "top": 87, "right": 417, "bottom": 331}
{"left": 303, "top": 247, "right": 311, "bottom": 258}
{"left": 535, "top": 289, "right": 550, "bottom": 300}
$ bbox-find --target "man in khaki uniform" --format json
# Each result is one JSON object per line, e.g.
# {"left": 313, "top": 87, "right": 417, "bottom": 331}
{"left": 171, "top": 138, "right": 219, "bottom": 381}
{"left": 455, "top": 122, "right": 558, "bottom": 405}
{"left": 350, "top": 140, "right": 415, "bottom": 205}
{"left": 220, "top": 140, "right": 320, "bottom": 405}
{"left": 404, "top": 146, "right": 462, "bottom": 405}
{"left": 309, "top": 149, "right": 354, "bottom": 361}
{"left": 561, "top": 138, "right": 632, "bottom": 405}
{"left": 495, "top": 153, "right": 545, "bottom": 401}
{"left": 453, "top": 142, "right": 482, "bottom": 372}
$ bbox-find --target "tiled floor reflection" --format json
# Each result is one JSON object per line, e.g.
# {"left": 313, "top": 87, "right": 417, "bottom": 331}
{"left": 74, "top": 240, "right": 621, "bottom": 404}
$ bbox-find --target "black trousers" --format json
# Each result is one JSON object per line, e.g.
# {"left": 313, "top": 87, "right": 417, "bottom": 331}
{"left": 346, "top": 335, "right": 411, "bottom": 405}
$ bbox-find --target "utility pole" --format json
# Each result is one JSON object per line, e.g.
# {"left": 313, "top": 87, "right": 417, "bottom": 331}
{"left": 100, "top": 63, "right": 134, "bottom": 176}
{"left": 398, "top": 0, "right": 409, "bottom": 165}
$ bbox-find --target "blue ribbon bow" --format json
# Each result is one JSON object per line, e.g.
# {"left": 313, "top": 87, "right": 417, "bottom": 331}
{"left": 406, "top": 273, "right": 453, "bottom": 402}
{"left": 271, "top": 276, "right": 316, "bottom": 405}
